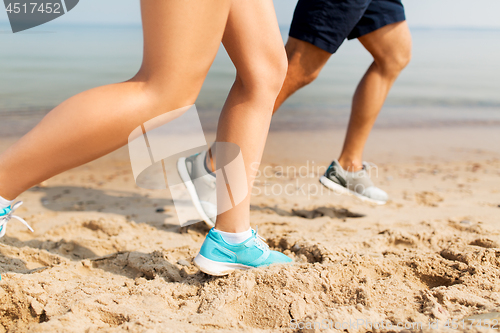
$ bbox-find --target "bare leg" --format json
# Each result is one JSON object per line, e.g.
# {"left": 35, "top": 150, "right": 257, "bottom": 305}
{"left": 338, "top": 21, "right": 412, "bottom": 171}
{"left": 0, "top": 0, "right": 232, "bottom": 200}
{"left": 273, "top": 37, "right": 331, "bottom": 113}
{"left": 206, "top": 37, "right": 329, "bottom": 171}
{"left": 272, "top": 22, "right": 411, "bottom": 172}
{"left": 214, "top": 0, "right": 287, "bottom": 232}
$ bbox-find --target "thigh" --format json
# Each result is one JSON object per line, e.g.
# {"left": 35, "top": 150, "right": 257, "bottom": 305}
{"left": 221, "top": 0, "right": 285, "bottom": 78}
{"left": 358, "top": 21, "right": 412, "bottom": 62}
{"left": 138, "top": 0, "right": 232, "bottom": 94}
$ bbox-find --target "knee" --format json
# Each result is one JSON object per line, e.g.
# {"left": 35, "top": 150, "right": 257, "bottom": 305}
{"left": 375, "top": 44, "right": 412, "bottom": 78}
{"left": 265, "top": 52, "right": 289, "bottom": 93}
{"left": 284, "top": 37, "right": 331, "bottom": 89}
{"left": 236, "top": 51, "right": 288, "bottom": 100}
{"left": 292, "top": 62, "right": 320, "bottom": 88}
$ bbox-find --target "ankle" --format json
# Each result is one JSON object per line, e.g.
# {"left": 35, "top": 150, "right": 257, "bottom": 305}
{"left": 213, "top": 227, "right": 252, "bottom": 244}
{"left": 214, "top": 223, "right": 251, "bottom": 234}
{"left": 337, "top": 157, "right": 363, "bottom": 172}
{"left": 205, "top": 149, "right": 215, "bottom": 173}
{"left": 214, "top": 214, "right": 251, "bottom": 233}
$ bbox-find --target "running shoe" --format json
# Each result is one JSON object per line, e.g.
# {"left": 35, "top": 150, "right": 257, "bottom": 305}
{"left": 0, "top": 201, "right": 33, "bottom": 238}
{"left": 177, "top": 150, "right": 217, "bottom": 227}
{"left": 194, "top": 228, "right": 292, "bottom": 276}
{"left": 320, "top": 160, "right": 388, "bottom": 205}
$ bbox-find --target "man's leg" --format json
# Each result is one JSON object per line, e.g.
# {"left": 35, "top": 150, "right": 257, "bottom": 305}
{"left": 338, "top": 21, "right": 412, "bottom": 171}
{"left": 273, "top": 37, "right": 331, "bottom": 113}
{"left": 206, "top": 17, "right": 411, "bottom": 207}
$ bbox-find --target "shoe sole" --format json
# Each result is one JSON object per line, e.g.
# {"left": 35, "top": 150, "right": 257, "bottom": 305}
{"left": 177, "top": 157, "right": 215, "bottom": 227}
{"left": 319, "top": 176, "right": 386, "bottom": 206}
{"left": 194, "top": 253, "right": 252, "bottom": 276}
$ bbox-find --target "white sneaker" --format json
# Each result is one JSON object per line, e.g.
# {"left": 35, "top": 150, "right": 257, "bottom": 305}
{"left": 177, "top": 151, "right": 217, "bottom": 227}
{"left": 319, "top": 160, "right": 388, "bottom": 205}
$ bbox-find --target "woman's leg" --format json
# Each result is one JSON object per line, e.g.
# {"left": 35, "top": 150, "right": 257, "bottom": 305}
{"left": 191, "top": 0, "right": 292, "bottom": 276}
{"left": 214, "top": 0, "right": 288, "bottom": 232}
{"left": 0, "top": 0, "right": 232, "bottom": 200}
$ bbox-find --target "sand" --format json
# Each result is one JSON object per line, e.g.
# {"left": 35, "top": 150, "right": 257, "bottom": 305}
{"left": 1, "top": 126, "right": 500, "bottom": 332}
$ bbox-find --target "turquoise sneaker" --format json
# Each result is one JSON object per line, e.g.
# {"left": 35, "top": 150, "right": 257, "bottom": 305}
{"left": 0, "top": 201, "right": 33, "bottom": 239}
{"left": 194, "top": 228, "right": 292, "bottom": 276}
{"left": 0, "top": 201, "right": 33, "bottom": 281}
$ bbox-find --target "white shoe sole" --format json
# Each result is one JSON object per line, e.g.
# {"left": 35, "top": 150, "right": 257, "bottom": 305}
{"left": 194, "top": 253, "right": 252, "bottom": 276}
{"left": 319, "top": 176, "right": 386, "bottom": 206}
{"left": 177, "top": 157, "right": 215, "bottom": 227}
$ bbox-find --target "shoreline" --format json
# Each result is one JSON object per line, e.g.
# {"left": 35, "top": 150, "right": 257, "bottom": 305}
{"left": 2, "top": 105, "right": 500, "bottom": 136}
{"left": 1, "top": 124, "right": 499, "bottom": 170}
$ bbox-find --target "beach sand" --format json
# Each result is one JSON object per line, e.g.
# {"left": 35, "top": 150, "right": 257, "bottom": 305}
{"left": 1, "top": 125, "right": 500, "bottom": 332}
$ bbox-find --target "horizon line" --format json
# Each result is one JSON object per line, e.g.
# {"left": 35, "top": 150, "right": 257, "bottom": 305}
{"left": 1, "top": 21, "right": 500, "bottom": 31}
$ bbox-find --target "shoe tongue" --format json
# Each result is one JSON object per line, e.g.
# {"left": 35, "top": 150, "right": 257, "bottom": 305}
{"left": 247, "top": 230, "right": 257, "bottom": 242}
{"left": 346, "top": 163, "right": 368, "bottom": 175}
{"left": 353, "top": 168, "right": 367, "bottom": 176}
{"left": 336, "top": 161, "right": 364, "bottom": 174}
{"left": 243, "top": 231, "right": 259, "bottom": 246}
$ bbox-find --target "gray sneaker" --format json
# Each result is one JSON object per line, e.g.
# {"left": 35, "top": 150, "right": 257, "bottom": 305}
{"left": 319, "top": 160, "right": 388, "bottom": 205}
{"left": 177, "top": 151, "right": 217, "bottom": 227}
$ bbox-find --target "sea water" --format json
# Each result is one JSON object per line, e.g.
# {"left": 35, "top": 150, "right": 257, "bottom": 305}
{"left": 1, "top": 23, "right": 499, "bottom": 131}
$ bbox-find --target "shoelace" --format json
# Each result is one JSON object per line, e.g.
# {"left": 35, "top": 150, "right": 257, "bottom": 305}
{"left": 254, "top": 226, "right": 269, "bottom": 250}
{"left": 0, "top": 201, "right": 34, "bottom": 234}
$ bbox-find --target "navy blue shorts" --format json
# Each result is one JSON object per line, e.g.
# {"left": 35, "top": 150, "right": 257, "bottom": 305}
{"left": 289, "top": 0, "right": 406, "bottom": 54}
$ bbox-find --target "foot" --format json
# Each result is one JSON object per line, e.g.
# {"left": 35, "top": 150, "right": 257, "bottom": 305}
{"left": 194, "top": 228, "right": 292, "bottom": 276}
{"left": 320, "top": 160, "right": 388, "bottom": 205}
{"left": 0, "top": 201, "right": 33, "bottom": 238}
{"left": 177, "top": 151, "right": 217, "bottom": 227}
